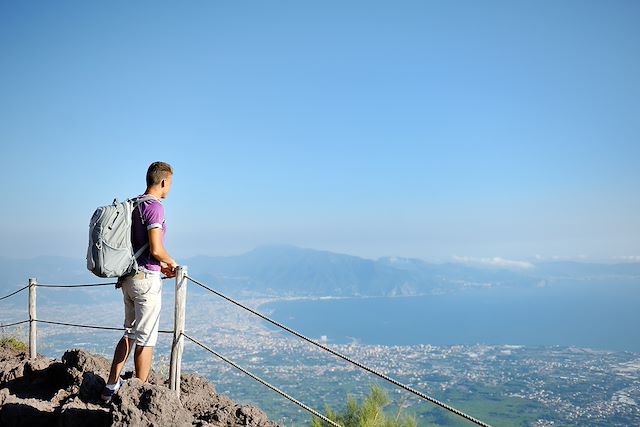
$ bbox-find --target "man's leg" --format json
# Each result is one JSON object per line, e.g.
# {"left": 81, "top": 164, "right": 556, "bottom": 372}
{"left": 130, "top": 274, "right": 161, "bottom": 382}
{"left": 107, "top": 336, "right": 135, "bottom": 385}
{"left": 134, "top": 345, "right": 154, "bottom": 382}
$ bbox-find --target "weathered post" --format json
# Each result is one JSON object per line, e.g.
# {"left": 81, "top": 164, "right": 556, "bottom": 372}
{"left": 169, "top": 265, "right": 187, "bottom": 396}
{"left": 28, "top": 278, "right": 37, "bottom": 359}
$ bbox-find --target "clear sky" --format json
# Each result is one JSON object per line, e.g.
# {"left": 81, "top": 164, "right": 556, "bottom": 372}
{"left": 1, "top": 1, "right": 638, "bottom": 262}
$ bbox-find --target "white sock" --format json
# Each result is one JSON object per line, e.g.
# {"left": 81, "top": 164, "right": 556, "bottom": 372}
{"left": 106, "top": 379, "right": 123, "bottom": 391}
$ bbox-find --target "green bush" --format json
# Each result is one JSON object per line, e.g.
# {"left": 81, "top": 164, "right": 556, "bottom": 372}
{"left": 311, "top": 384, "right": 417, "bottom": 427}
{"left": 0, "top": 336, "right": 28, "bottom": 352}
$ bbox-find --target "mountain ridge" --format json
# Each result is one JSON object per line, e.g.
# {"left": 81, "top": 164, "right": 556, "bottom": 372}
{"left": 1, "top": 245, "right": 639, "bottom": 299}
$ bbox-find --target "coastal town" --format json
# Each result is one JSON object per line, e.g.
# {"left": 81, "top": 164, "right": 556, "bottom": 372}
{"left": 3, "top": 292, "right": 639, "bottom": 426}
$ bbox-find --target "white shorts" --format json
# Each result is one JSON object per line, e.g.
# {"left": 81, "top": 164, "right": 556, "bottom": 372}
{"left": 121, "top": 271, "right": 162, "bottom": 347}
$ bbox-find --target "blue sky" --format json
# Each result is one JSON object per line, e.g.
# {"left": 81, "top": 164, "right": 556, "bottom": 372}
{"left": 1, "top": 1, "right": 638, "bottom": 261}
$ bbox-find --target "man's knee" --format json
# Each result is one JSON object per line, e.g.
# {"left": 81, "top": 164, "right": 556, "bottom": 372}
{"left": 134, "top": 344, "right": 154, "bottom": 355}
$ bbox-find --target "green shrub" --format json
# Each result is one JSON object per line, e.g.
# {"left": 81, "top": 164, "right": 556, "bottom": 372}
{"left": 0, "top": 336, "right": 28, "bottom": 352}
{"left": 311, "top": 384, "right": 417, "bottom": 427}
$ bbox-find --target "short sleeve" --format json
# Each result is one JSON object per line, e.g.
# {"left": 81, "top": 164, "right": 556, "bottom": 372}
{"left": 143, "top": 201, "right": 165, "bottom": 230}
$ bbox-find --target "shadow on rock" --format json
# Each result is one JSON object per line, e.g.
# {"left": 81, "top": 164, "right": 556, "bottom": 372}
{"left": 3, "top": 361, "right": 73, "bottom": 400}
{"left": 0, "top": 401, "right": 57, "bottom": 427}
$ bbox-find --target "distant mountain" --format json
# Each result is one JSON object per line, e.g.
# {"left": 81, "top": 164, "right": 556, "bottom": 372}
{"left": 180, "top": 245, "right": 640, "bottom": 296}
{"left": 186, "top": 245, "right": 421, "bottom": 296}
{"left": 1, "top": 245, "right": 639, "bottom": 299}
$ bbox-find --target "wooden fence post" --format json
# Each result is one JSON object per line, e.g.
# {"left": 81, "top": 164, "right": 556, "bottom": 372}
{"left": 28, "top": 278, "right": 37, "bottom": 359}
{"left": 169, "top": 266, "right": 187, "bottom": 396}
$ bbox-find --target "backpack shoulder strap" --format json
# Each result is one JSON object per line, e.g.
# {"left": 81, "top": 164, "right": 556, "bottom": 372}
{"left": 131, "top": 195, "right": 159, "bottom": 225}
{"left": 131, "top": 196, "right": 153, "bottom": 259}
{"left": 132, "top": 195, "right": 157, "bottom": 208}
{"left": 133, "top": 242, "right": 149, "bottom": 260}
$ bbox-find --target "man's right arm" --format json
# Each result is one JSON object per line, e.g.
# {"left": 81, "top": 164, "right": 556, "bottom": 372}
{"left": 148, "top": 228, "right": 177, "bottom": 271}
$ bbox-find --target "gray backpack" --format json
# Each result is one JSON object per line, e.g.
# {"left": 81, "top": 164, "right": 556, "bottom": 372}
{"left": 86, "top": 195, "right": 155, "bottom": 278}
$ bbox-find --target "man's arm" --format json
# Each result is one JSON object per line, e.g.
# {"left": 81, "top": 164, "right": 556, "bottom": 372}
{"left": 148, "top": 228, "right": 177, "bottom": 275}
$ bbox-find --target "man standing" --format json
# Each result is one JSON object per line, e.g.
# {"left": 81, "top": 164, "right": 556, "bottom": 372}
{"left": 101, "top": 161, "right": 178, "bottom": 403}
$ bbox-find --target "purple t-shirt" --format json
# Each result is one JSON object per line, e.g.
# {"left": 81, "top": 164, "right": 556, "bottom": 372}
{"left": 131, "top": 195, "right": 166, "bottom": 273}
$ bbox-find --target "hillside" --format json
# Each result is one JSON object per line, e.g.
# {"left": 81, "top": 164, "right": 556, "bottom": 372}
{"left": 0, "top": 342, "right": 279, "bottom": 426}
{"left": 2, "top": 245, "right": 639, "bottom": 300}
{"left": 119, "top": 245, "right": 640, "bottom": 296}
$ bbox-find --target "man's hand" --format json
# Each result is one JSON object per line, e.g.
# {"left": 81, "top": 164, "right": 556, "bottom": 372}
{"left": 160, "top": 261, "right": 178, "bottom": 278}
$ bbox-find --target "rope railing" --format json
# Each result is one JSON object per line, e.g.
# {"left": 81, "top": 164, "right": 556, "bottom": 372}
{"left": 37, "top": 319, "right": 173, "bottom": 335}
{"left": 0, "top": 286, "right": 30, "bottom": 331}
{"left": 0, "top": 319, "right": 30, "bottom": 328}
{"left": 183, "top": 333, "right": 341, "bottom": 427}
{"left": 36, "top": 275, "right": 172, "bottom": 288}
{"left": 1, "top": 272, "right": 493, "bottom": 427}
{"left": 0, "top": 320, "right": 173, "bottom": 335}
{"left": 186, "top": 274, "right": 491, "bottom": 427}
{"left": 0, "top": 285, "right": 29, "bottom": 301}
{"left": 36, "top": 282, "right": 116, "bottom": 288}
{"left": 1, "top": 274, "right": 343, "bottom": 427}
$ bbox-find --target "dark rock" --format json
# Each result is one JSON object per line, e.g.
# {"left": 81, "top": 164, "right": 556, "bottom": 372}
{"left": 61, "top": 349, "right": 110, "bottom": 404}
{"left": 78, "top": 371, "right": 106, "bottom": 403}
{"left": 0, "top": 344, "right": 50, "bottom": 385}
{"left": 111, "top": 378, "right": 194, "bottom": 426}
{"left": 2, "top": 361, "right": 73, "bottom": 401}
{"left": 62, "top": 349, "right": 111, "bottom": 376}
{"left": 0, "top": 348, "right": 281, "bottom": 427}
{"left": 0, "top": 341, "right": 24, "bottom": 361}
{"left": 0, "top": 395, "right": 56, "bottom": 427}
{"left": 178, "top": 373, "right": 278, "bottom": 427}
{"left": 179, "top": 373, "right": 218, "bottom": 417}
{"left": 59, "top": 397, "right": 111, "bottom": 427}
{"left": 120, "top": 366, "right": 163, "bottom": 386}
{"left": 236, "top": 404, "right": 278, "bottom": 427}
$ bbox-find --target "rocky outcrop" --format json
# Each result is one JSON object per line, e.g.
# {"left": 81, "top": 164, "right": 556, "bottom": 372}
{"left": 0, "top": 342, "right": 279, "bottom": 426}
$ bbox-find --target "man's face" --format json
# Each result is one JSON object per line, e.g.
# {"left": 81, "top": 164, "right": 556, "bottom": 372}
{"left": 160, "top": 174, "right": 173, "bottom": 199}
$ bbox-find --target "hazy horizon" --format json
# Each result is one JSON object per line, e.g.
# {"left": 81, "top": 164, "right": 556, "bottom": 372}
{"left": 1, "top": 243, "right": 639, "bottom": 267}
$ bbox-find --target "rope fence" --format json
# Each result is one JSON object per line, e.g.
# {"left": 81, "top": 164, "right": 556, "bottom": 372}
{"left": 186, "top": 275, "right": 490, "bottom": 427}
{"left": 0, "top": 273, "right": 493, "bottom": 427}
{"left": 0, "top": 276, "right": 349, "bottom": 426}
{"left": 183, "top": 333, "right": 340, "bottom": 427}
{"left": 37, "top": 319, "right": 173, "bottom": 335}
{"left": 0, "top": 285, "right": 30, "bottom": 335}
{"left": 36, "top": 282, "right": 116, "bottom": 288}
{"left": 0, "top": 319, "right": 30, "bottom": 328}
{"left": 0, "top": 285, "right": 29, "bottom": 301}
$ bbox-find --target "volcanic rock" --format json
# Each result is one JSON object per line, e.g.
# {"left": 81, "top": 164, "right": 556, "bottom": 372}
{"left": 0, "top": 343, "right": 280, "bottom": 426}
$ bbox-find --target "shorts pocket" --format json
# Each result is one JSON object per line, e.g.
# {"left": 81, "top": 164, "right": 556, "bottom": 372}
{"left": 131, "top": 278, "right": 154, "bottom": 295}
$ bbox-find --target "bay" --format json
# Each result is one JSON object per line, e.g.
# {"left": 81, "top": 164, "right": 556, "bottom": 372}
{"left": 262, "top": 279, "right": 640, "bottom": 352}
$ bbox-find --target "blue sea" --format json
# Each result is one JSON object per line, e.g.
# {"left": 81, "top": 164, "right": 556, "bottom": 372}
{"left": 262, "top": 279, "right": 640, "bottom": 352}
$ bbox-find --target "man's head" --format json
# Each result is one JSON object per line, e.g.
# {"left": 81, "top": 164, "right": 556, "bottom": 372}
{"left": 146, "top": 161, "right": 173, "bottom": 199}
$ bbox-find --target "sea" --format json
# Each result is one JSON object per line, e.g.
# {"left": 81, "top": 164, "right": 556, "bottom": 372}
{"left": 262, "top": 278, "right": 640, "bottom": 352}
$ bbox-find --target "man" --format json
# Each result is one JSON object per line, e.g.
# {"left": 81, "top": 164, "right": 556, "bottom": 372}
{"left": 101, "top": 161, "right": 178, "bottom": 403}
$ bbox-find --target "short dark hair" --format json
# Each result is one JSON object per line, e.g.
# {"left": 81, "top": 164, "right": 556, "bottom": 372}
{"left": 146, "top": 162, "right": 173, "bottom": 187}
